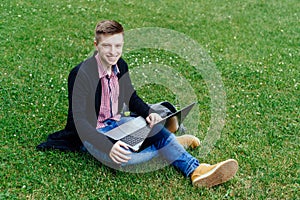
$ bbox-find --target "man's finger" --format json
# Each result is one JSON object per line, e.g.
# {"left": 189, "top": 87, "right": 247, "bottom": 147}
{"left": 111, "top": 156, "right": 121, "bottom": 164}
{"left": 114, "top": 149, "right": 131, "bottom": 160}
{"left": 112, "top": 150, "right": 131, "bottom": 163}
{"left": 118, "top": 141, "right": 131, "bottom": 152}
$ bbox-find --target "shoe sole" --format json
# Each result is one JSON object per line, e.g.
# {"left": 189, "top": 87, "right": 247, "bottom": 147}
{"left": 193, "top": 159, "right": 238, "bottom": 188}
{"left": 190, "top": 135, "right": 201, "bottom": 148}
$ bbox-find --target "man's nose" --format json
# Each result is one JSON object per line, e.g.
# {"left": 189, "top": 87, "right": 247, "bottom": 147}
{"left": 111, "top": 45, "right": 117, "bottom": 54}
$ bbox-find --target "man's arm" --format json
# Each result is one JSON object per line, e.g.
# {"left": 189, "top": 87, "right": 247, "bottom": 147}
{"left": 117, "top": 58, "right": 151, "bottom": 118}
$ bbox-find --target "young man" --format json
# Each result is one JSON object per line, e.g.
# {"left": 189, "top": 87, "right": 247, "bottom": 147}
{"left": 62, "top": 20, "right": 238, "bottom": 187}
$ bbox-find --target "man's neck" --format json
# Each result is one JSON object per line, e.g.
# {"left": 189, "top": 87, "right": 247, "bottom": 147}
{"left": 104, "top": 65, "right": 112, "bottom": 76}
{"left": 99, "top": 59, "right": 112, "bottom": 76}
{"left": 95, "top": 52, "right": 114, "bottom": 77}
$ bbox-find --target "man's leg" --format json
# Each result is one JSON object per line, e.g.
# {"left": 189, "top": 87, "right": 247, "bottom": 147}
{"left": 84, "top": 119, "right": 238, "bottom": 187}
{"left": 141, "top": 125, "right": 238, "bottom": 187}
{"left": 141, "top": 124, "right": 199, "bottom": 177}
{"left": 82, "top": 117, "right": 195, "bottom": 168}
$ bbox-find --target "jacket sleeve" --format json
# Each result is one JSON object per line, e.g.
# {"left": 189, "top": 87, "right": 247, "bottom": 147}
{"left": 117, "top": 58, "right": 150, "bottom": 119}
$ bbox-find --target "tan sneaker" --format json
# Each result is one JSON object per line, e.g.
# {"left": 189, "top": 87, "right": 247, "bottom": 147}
{"left": 166, "top": 116, "right": 179, "bottom": 133}
{"left": 176, "top": 134, "right": 201, "bottom": 149}
{"left": 191, "top": 159, "right": 238, "bottom": 188}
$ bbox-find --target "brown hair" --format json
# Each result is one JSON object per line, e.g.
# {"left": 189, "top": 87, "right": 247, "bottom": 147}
{"left": 95, "top": 20, "right": 124, "bottom": 44}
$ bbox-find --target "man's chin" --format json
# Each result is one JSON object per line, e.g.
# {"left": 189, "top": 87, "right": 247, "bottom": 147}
{"left": 109, "top": 61, "right": 118, "bottom": 66}
{"left": 107, "top": 59, "right": 118, "bottom": 65}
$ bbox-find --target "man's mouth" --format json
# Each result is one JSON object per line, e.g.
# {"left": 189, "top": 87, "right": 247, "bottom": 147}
{"left": 107, "top": 56, "right": 117, "bottom": 61}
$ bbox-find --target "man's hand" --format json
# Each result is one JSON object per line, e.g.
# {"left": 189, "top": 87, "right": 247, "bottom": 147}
{"left": 146, "top": 113, "right": 162, "bottom": 128}
{"left": 109, "top": 141, "right": 132, "bottom": 164}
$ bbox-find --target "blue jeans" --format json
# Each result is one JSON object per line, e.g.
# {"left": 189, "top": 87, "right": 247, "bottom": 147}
{"left": 83, "top": 117, "right": 199, "bottom": 177}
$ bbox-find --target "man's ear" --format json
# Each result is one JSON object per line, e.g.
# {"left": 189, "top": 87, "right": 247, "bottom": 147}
{"left": 94, "top": 40, "right": 99, "bottom": 51}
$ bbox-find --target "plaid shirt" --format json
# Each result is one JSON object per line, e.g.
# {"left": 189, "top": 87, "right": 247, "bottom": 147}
{"left": 95, "top": 53, "right": 121, "bottom": 129}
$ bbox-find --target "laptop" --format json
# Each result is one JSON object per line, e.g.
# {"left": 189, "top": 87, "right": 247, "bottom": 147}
{"left": 102, "top": 102, "right": 196, "bottom": 151}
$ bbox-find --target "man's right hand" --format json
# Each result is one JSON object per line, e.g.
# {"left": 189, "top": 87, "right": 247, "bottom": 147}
{"left": 109, "top": 141, "right": 132, "bottom": 164}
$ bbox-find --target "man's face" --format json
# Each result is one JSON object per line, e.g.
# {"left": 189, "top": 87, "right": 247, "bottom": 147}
{"left": 95, "top": 33, "right": 124, "bottom": 68}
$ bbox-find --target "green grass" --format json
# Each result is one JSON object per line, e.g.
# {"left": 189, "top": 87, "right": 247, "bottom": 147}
{"left": 1, "top": 0, "right": 299, "bottom": 199}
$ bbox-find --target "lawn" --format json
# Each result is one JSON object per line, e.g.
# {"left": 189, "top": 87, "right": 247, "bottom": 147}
{"left": 1, "top": 0, "right": 299, "bottom": 199}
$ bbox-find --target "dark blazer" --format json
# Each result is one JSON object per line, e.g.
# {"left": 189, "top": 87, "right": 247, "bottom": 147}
{"left": 37, "top": 52, "right": 150, "bottom": 153}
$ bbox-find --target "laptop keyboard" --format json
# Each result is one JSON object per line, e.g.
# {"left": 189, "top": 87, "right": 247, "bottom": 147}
{"left": 120, "top": 126, "right": 149, "bottom": 146}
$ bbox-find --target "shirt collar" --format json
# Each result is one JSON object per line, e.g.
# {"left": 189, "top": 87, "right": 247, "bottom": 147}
{"left": 95, "top": 52, "right": 120, "bottom": 79}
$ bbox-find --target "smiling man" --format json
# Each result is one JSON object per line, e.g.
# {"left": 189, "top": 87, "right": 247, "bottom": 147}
{"left": 94, "top": 31, "right": 123, "bottom": 75}
{"left": 43, "top": 20, "right": 238, "bottom": 188}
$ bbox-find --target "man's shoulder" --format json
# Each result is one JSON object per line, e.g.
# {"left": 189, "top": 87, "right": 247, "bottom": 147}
{"left": 117, "top": 57, "right": 127, "bottom": 66}
{"left": 117, "top": 57, "right": 129, "bottom": 75}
